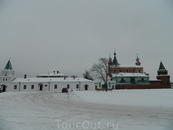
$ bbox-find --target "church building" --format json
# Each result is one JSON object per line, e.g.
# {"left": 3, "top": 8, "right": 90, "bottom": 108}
{"left": 108, "top": 51, "right": 171, "bottom": 89}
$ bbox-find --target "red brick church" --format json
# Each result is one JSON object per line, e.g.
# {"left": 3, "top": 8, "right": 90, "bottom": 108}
{"left": 108, "top": 51, "right": 171, "bottom": 89}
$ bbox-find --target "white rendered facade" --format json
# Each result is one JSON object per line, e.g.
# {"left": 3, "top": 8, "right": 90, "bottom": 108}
{"left": 9, "top": 77, "right": 95, "bottom": 92}
{"left": 0, "top": 60, "right": 95, "bottom": 92}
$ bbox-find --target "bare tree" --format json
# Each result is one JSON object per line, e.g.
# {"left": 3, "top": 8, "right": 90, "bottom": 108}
{"left": 90, "top": 58, "right": 109, "bottom": 90}
{"left": 83, "top": 70, "right": 93, "bottom": 80}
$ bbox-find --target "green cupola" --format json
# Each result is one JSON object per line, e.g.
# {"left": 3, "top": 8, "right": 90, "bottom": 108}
{"left": 4, "top": 60, "right": 13, "bottom": 70}
{"left": 157, "top": 62, "right": 167, "bottom": 75}
{"left": 158, "top": 62, "right": 166, "bottom": 70}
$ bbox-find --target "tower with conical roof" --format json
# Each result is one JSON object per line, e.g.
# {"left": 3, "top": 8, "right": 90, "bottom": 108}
{"left": 1, "top": 60, "right": 15, "bottom": 77}
{"left": 0, "top": 60, "right": 16, "bottom": 92}
{"left": 157, "top": 62, "right": 167, "bottom": 75}
{"left": 4, "top": 60, "right": 13, "bottom": 70}
{"left": 157, "top": 62, "right": 170, "bottom": 88}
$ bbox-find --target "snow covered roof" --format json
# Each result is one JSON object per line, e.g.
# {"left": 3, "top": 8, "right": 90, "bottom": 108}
{"left": 110, "top": 64, "right": 143, "bottom": 68}
{"left": 112, "top": 73, "right": 149, "bottom": 77}
{"left": 36, "top": 73, "right": 67, "bottom": 77}
{"left": 157, "top": 75, "right": 170, "bottom": 77}
{"left": 12, "top": 77, "right": 94, "bottom": 83}
{"left": 149, "top": 79, "right": 161, "bottom": 81}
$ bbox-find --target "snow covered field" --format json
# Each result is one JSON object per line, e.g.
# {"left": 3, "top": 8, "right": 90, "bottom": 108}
{"left": 0, "top": 89, "right": 173, "bottom": 130}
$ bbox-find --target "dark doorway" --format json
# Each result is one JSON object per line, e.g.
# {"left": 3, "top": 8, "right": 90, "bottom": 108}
{"left": 40, "top": 85, "right": 43, "bottom": 91}
{"left": 85, "top": 85, "right": 88, "bottom": 90}
{"left": 39, "top": 83, "right": 43, "bottom": 91}
{"left": 1, "top": 85, "right": 7, "bottom": 92}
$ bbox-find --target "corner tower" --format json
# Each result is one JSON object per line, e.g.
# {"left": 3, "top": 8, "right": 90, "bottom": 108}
{"left": 0, "top": 60, "right": 16, "bottom": 92}
{"left": 1, "top": 60, "right": 15, "bottom": 77}
{"left": 157, "top": 62, "right": 171, "bottom": 88}
{"left": 0, "top": 60, "right": 15, "bottom": 83}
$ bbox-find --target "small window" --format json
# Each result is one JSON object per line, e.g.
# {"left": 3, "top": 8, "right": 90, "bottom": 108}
{"left": 54, "top": 85, "right": 57, "bottom": 89}
{"left": 76, "top": 84, "right": 79, "bottom": 89}
{"left": 31, "top": 85, "right": 34, "bottom": 89}
{"left": 6, "top": 79, "right": 7, "bottom": 81}
{"left": 23, "top": 85, "right": 27, "bottom": 89}
{"left": 67, "top": 84, "right": 70, "bottom": 89}
{"left": 14, "top": 85, "right": 17, "bottom": 89}
{"left": 45, "top": 85, "right": 47, "bottom": 87}
{"left": 3, "top": 79, "right": 4, "bottom": 81}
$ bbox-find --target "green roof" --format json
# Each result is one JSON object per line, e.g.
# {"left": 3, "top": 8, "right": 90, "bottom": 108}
{"left": 158, "top": 62, "right": 166, "bottom": 71}
{"left": 4, "top": 60, "right": 13, "bottom": 70}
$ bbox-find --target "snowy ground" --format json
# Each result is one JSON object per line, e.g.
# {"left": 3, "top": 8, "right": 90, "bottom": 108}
{"left": 0, "top": 89, "right": 173, "bottom": 130}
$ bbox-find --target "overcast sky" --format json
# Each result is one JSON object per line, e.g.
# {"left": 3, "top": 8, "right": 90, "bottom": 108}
{"left": 0, "top": 0, "right": 173, "bottom": 81}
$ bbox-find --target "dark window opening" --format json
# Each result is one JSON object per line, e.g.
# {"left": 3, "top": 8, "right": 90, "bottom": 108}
{"left": 31, "top": 85, "right": 34, "bottom": 89}
{"left": 23, "top": 85, "right": 27, "bottom": 89}
{"left": 14, "top": 85, "right": 17, "bottom": 89}
{"left": 67, "top": 84, "right": 70, "bottom": 89}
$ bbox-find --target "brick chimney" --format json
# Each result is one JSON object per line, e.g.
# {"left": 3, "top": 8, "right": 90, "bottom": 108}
{"left": 24, "top": 74, "right": 27, "bottom": 79}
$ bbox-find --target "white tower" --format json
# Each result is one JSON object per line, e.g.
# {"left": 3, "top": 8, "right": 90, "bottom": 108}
{"left": 0, "top": 60, "right": 16, "bottom": 92}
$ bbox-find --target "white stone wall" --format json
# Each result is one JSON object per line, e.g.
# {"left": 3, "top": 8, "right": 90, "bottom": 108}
{"left": 7, "top": 81, "right": 95, "bottom": 92}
